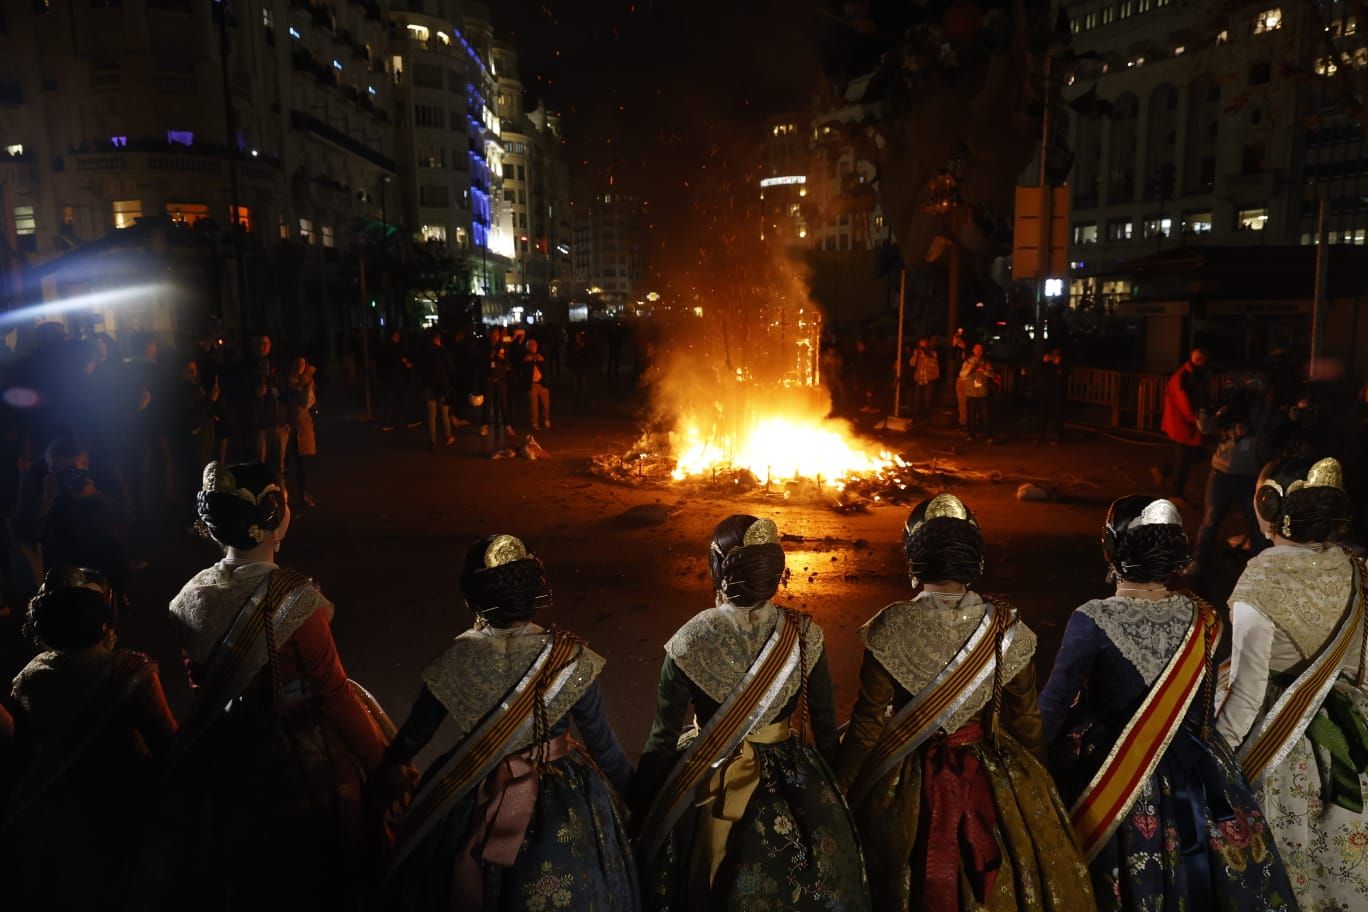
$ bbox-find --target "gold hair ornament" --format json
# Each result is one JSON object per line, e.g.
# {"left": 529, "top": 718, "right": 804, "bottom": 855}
{"left": 905, "top": 492, "right": 975, "bottom": 538}
{"left": 742, "top": 518, "right": 780, "bottom": 547}
{"left": 484, "top": 534, "right": 529, "bottom": 568}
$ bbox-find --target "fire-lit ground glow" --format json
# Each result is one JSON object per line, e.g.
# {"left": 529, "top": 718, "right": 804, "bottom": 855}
{"left": 670, "top": 415, "right": 895, "bottom": 488}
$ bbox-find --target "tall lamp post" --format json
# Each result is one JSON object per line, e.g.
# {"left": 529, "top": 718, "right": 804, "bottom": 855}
{"left": 926, "top": 144, "right": 969, "bottom": 338}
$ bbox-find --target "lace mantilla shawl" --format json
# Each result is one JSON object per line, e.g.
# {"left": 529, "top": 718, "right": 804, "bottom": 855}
{"left": 860, "top": 591, "right": 1037, "bottom": 734}
{"left": 1231, "top": 545, "right": 1355, "bottom": 659}
{"left": 12, "top": 649, "right": 152, "bottom": 726}
{"left": 1079, "top": 595, "right": 1196, "bottom": 686}
{"left": 664, "top": 602, "right": 825, "bottom": 727}
{"left": 169, "top": 561, "right": 331, "bottom": 666}
{"left": 422, "top": 622, "right": 604, "bottom": 753}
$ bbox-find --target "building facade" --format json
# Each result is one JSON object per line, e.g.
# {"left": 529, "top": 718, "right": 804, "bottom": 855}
{"left": 1059, "top": 0, "right": 1368, "bottom": 368}
{"left": 571, "top": 190, "right": 644, "bottom": 313}
{"left": 0, "top": 0, "right": 396, "bottom": 345}
{"left": 0, "top": 0, "right": 560, "bottom": 342}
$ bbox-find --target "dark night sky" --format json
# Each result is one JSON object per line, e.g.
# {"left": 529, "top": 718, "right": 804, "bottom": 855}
{"left": 491, "top": 0, "right": 833, "bottom": 204}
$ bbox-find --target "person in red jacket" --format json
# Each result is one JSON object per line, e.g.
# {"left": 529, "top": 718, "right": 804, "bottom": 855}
{"left": 1154, "top": 348, "right": 1211, "bottom": 505}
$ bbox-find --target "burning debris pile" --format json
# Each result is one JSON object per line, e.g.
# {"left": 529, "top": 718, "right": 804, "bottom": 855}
{"left": 589, "top": 431, "right": 1019, "bottom": 510}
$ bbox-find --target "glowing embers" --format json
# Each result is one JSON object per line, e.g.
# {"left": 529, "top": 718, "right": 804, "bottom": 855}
{"left": 670, "top": 415, "right": 894, "bottom": 489}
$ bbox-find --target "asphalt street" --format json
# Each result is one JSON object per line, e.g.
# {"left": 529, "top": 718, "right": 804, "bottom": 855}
{"left": 8, "top": 407, "right": 1245, "bottom": 766}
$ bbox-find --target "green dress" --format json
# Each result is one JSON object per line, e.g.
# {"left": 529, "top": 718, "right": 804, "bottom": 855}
{"left": 633, "top": 602, "right": 871, "bottom": 912}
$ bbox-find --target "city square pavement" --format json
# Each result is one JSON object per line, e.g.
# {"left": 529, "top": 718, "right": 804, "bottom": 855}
{"left": 23, "top": 404, "right": 1243, "bottom": 766}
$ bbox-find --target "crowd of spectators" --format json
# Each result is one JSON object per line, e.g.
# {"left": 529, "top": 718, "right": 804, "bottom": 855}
{"left": 0, "top": 323, "right": 320, "bottom": 609}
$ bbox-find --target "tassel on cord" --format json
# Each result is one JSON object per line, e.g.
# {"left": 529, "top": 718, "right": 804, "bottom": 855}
{"left": 1195, "top": 595, "right": 1216, "bottom": 741}
{"left": 795, "top": 610, "right": 813, "bottom": 744}
{"left": 989, "top": 603, "right": 1008, "bottom": 754}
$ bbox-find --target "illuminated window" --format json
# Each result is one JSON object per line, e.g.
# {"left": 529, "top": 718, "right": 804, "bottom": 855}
{"left": 1137, "top": 0, "right": 1151, "bottom": 12}
{"left": 1236, "top": 207, "right": 1268, "bottom": 231}
{"left": 279, "top": 214, "right": 288, "bottom": 239}
{"left": 1317, "top": 56, "right": 1339, "bottom": 76}
{"left": 299, "top": 217, "right": 314, "bottom": 243}
{"left": 1119, "top": 0, "right": 1133, "bottom": 16}
{"left": 406, "top": 23, "right": 429, "bottom": 42}
{"left": 12, "top": 205, "right": 33, "bottom": 238}
{"left": 1183, "top": 211, "right": 1212, "bottom": 234}
{"left": 1254, "top": 8, "right": 1282, "bottom": 33}
{"left": 1173, "top": 45, "right": 1185, "bottom": 55}
{"left": 1073, "top": 222, "right": 1099, "bottom": 244}
{"left": 1106, "top": 219, "right": 1134, "bottom": 241}
{"left": 1216, "top": 29, "right": 1230, "bottom": 43}
{"left": 166, "top": 202, "right": 208, "bottom": 226}
{"left": 166, "top": 129, "right": 193, "bottom": 147}
{"left": 110, "top": 135, "right": 127, "bottom": 147}
{"left": 1101, "top": 6, "right": 1114, "bottom": 24}
{"left": 112, "top": 199, "right": 141, "bottom": 228}
{"left": 1142, "top": 217, "right": 1172, "bottom": 238}
{"left": 261, "top": 7, "right": 271, "bottom": 28}
{"left": 421, "top": 224, "right": 447, "bottom": 242}
{"left": 230, "top": 205, "right": 251, "bottom": 232}
{"left": 321, "top": 225, "right": 334, "bottom": 248}
{"left": 435, "top": 31, "right": 450, "bottom": 45}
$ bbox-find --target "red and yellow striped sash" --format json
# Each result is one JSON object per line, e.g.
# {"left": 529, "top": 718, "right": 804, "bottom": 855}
{"left": 853, "top": 606, "right": 1009, "bottom": 800}
{"left": 637, "top": 610, "right": 802, "bottom": 867}
{"left": 390, "top": 630, "right": 583, "bottom": 869}
{"left": 1239, "top": 558, "right": 1364, "bottom": 784}
{"left": 1071, "top": 600, "right": 1217, "bottom": 861}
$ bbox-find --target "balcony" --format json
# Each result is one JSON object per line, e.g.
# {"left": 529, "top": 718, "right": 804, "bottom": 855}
{"left": 290, "top": 109, "right": 396, "bottom": 171}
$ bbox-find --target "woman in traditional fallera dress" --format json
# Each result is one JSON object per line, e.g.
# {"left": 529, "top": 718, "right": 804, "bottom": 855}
{"left": 381, "top": 533, "right": 637, "bottom": 911}
{"left": 162, "top": 462, "right": 389, "bottom": 909}
{"left": 1216, "top": 456, "right": 1368, "bottom": 911}
{"left": 1040, "top": 495, "right": 1297, "bottom": 911}
{"left": 835, "top": 493, "right": 1095, "bottom": 912}
{"left": 3, "top": 566, "right": 177, "bottom": 909}
{"left": 634, "top": 514, "right": 870, "bottom": 912}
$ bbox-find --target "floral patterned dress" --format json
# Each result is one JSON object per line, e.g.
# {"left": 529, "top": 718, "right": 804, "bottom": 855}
{"left": 385, "top": 623, "right": 638, "bottom": 911}
{"left": 1218, "top": 544, "right": 1368, "bottom": 912}
{"left": 633, "top": 602, "right": 870, "bottom": 912}
{"left": 1042, "top": 594, "right": 1298, "bottom": 912}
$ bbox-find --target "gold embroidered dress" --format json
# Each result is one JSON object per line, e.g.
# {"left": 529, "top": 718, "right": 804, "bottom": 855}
{"left": 634, "top": 602, "right": 871, "bottom": 912}
{"left": 834, "top": 591, "right": 1096, "bottom": 912}
{"left": 1218, "top": 544, "right": 1368, "bottom": 912}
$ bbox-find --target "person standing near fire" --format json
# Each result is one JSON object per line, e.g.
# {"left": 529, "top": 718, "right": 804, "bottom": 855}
{"left": 523, "top": 338, "right": 551, "bottom": 432}
{"left": 952, "top": 327, "right": 969, "bottom": 427}
{"left": 910, "top": 337, "right": 940, "bottom": 427}
{"left": 1151, "top": 348, "right": 1211, "bottom": 506}
{"left": 961, "top": 343, "right": 996, "bottom": 443}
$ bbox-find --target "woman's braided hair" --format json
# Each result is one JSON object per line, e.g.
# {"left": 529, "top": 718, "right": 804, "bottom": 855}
{"left": 709, "top": 515, "right": 785, "bottom": 607}
{"left": 460, "top": 535, "right": 551, "bottom": 627}
{"left": 903, "top": 495, "right": 984, "bottom": 585}
{"left": 1103, "top": 495, "right": 1190, "bottom": 583}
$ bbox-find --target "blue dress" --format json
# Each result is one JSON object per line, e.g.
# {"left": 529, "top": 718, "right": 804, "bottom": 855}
{"left": 1039, "top": 594, "right": 1298, "bottom": 912}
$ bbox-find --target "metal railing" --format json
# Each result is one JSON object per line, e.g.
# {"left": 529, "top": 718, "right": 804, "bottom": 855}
{"left": 1067, "top": 367, "right": 1169, "bottom": 430}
